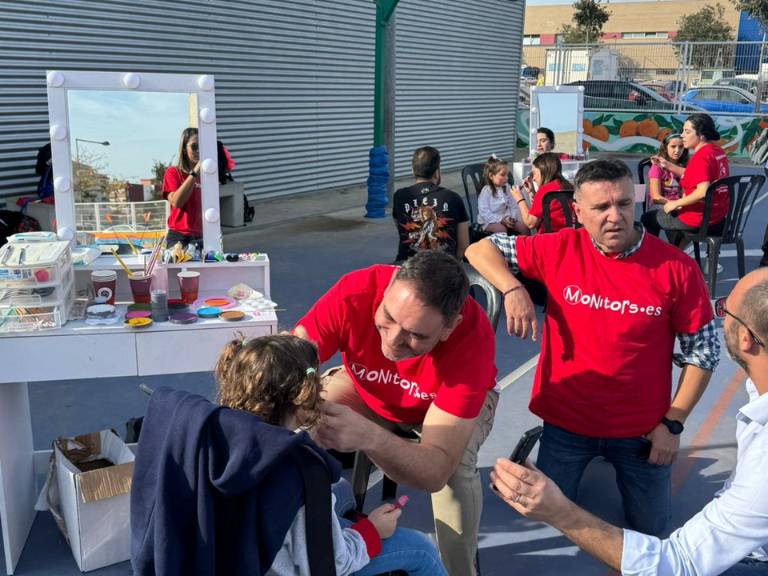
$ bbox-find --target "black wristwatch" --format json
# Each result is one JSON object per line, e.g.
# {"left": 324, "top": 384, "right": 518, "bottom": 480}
{"left": 189, "top": 169, "right": 198, "bottom": 178}
{"left": 660, "top": 417, "right": 684, "bottom": 435}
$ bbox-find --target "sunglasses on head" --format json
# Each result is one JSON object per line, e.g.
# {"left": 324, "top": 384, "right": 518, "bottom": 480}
{"left": 714, "top": 297, "right": 765, "bottom": 348}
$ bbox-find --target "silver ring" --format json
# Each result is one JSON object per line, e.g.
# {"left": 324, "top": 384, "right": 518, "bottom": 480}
{"left": 513, "top": 493, "right": 522, "bottom": 504}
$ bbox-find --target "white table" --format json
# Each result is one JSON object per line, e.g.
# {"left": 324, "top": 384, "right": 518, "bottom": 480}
{"left": 0, "top": 256, "right": 277, "bottom": 574}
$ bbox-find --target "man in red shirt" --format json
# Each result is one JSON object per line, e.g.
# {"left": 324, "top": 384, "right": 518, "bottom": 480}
{"left": 294, "top": 251, "right": 498, "bottom": 575}
{"left": 466, "top": 159, "right": 720, "bottom": 536}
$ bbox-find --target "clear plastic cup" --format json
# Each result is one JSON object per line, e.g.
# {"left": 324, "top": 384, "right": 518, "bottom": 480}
{"left": 129, "top": 274, "right": 152, "bottom": 304}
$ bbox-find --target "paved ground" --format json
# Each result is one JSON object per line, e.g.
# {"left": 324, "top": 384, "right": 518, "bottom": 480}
{"left": 3, "top": 157, "right": 767, "bottom": 575}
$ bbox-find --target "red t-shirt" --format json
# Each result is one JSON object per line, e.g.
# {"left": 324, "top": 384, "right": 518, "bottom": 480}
{"left": 528, "top": 181, "right": 571, "bottom": 233}
{"left": 515, "top": 228, "right": 713, "bottom": 437}
{"left": 679, "top": 144, "right": 729, "bottom": 228}
{"left": 162, "top": 166, "right": 202, "bottom": 237}
{"left": 296, "top": 265, "right": 497, "bottom": 423}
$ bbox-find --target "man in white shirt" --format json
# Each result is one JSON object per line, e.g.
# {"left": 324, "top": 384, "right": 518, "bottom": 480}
{"left": 489, "top": 266, "right": 768, "bottom": 575}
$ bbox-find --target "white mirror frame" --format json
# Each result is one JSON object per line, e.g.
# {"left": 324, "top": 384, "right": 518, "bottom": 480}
{"left": 45, "top": 70, "right": 222, "bottom": 252}
{"left": 529, "top": 85, "right": 585, "bottom": 159}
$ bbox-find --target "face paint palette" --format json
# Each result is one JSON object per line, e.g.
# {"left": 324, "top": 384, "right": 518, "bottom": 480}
{"left": 125, "top": 317, "right": 153, "bottom": 329}
{"left": 220, "top": 310, "right": 246, "bottom": 322}
{"left": 170, "top": 312, "right": 198, "bottom": 324}
{"left": 125, "top": 310, "right": 152, "bottom": 320}
{"left": 193, "top": 296, "right": 236, "bottom": 310}
{"left": 196, "top": 307, "right": 221, "bottom": 319}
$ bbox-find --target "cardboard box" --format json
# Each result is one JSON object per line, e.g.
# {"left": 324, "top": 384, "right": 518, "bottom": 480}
{"left": 54, "top": 430, "right": 134, "bottom": 572}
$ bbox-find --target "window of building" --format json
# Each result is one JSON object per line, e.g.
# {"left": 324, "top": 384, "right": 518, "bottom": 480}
{"left": 523, "top": 35, "right": 541, "bottom": 45}
{"left": 622, "top": 32, "right": 669, "bottom": 39}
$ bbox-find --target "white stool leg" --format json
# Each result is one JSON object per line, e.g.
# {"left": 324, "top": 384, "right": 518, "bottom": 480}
{"left": 0, "top": 382, "right": 35, "bottom": 575}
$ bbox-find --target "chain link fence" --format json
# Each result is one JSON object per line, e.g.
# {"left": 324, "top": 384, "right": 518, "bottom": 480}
{"left": 521, "top": 41, "right": 768, "bottom": 114}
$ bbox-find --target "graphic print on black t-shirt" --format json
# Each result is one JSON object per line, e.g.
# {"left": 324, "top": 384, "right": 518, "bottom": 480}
{"left": 392, "top": 183, "right": 468, "bottom": 261}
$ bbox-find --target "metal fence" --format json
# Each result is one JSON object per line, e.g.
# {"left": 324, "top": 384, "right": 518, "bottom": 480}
{"left": 74, "top": 200, "right": 168, "bottom": 234}
{"left": 522, "top": 41, "right": 768, "bottom": 114}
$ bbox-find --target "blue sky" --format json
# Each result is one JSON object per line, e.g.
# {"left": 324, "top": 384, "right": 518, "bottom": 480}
{"left": 67, "top": 90, "right": 191, "bottom": 183}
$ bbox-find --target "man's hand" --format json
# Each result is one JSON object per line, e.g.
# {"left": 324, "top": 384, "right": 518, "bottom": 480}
{"left": 505, "top": 288, "right": 538, "bottom": 341}
{"left": 490, "top": 458, "right": 572, "bottom": 525}
{"left": 313, "top": 401, "right": 378, "bottom": 452}
{"left": 367, "top": 503, "right": 402, "bottom": 539}
{"left": 646, "top": 423, "right": 680, "bottom": 466}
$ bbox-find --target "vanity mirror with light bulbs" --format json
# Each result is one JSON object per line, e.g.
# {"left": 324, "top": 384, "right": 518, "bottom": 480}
{"left": 45, "top": 70, "right": 270, "bottom": 303}
{"left": 46, "top": 70, "right": 222, "bottom": 253}
{"left": 513, "top": 85, "right": 589, "bottom": 188}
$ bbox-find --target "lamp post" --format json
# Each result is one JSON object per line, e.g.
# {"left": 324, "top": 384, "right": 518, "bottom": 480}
{"left": 74, "top": 138, "right": 110, "bottom": 201}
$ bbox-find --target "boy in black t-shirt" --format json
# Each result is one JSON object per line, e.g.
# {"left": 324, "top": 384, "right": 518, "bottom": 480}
{"left": 392, "top": 146, "right": 469, "bottom": 263}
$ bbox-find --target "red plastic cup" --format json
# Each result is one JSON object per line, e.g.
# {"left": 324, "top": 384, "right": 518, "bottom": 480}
{"left": 177, "top": 270, "right": 200, "bottom": 304}
{"left": 129, "top": 274, "right": 152, "bottom": 304}
{"left": 91, "top": 270, "right": 117, "bottom": 305}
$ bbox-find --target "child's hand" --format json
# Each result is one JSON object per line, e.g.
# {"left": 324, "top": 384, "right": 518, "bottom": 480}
{"left": 367, "top": 503, "right": 402, "bottom": 539}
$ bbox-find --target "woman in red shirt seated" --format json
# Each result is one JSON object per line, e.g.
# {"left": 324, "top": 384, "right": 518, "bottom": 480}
{"left": 512, "top": 152, "right": 574, "bottom": 234}
{"left": 643, "top": 113, "right": 730, "bottom": 244}
{"left": 163, "top": 127, "right": 202, "bottom": 247}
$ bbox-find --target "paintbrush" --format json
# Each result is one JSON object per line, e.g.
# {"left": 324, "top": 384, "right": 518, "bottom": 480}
{"left": 111, "top": 249, "right": 134, "bottom": 277}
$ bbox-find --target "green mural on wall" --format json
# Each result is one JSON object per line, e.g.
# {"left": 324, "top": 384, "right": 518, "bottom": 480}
{"left": 517, "top": 110, "right": 768, "bottom": 158}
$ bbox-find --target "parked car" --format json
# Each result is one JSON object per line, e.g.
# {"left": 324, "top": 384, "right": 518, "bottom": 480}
{"left": 680, "top": 85, "right": 768, "bottom": 114}
{"left": 714, "top": 77, "right": 757, "bottom": 93}
{"left": 566, "top": 80, "right": 702, "bottom": 111}
{"left": 521, "top": 66, "right": 541, "bottom": 85}
{"left": 642, "top": 81, "right": 676, "bottom": 101}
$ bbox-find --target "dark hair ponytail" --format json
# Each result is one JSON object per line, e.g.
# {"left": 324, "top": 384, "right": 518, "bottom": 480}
{"left": 687, "top": 113, "right": 720, "bottom": 142}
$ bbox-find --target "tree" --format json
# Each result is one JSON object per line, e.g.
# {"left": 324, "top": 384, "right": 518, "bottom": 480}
{"left": 731, "top": 0, "right": 768, "bottom": 32}
{"left": 676, "top": 4, "right": 735, "bottom": 68}
{"left": 559, "top": 0, "right": 610, "bottom": 44}
{"left": 151, "top": 160, "right": 170, "bottom": 200}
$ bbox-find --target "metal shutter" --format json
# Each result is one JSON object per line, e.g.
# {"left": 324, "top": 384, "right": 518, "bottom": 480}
{"left": 395, "top": 0, "right": 524, "bottom": 177}
{"left": 0, "top": 0, "right": 523, "bottom": 202}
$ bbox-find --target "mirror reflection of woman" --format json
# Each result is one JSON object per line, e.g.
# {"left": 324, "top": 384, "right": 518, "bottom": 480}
{"left": 163, "top": 127, "right": 202, "bottom": 247}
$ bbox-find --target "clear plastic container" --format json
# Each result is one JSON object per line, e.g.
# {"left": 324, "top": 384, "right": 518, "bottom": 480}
{"left": 0, "top": 241, "right": 72, "bottom": 288}
{"left": 0, "top": 304, "right": 66, "bottom": 333}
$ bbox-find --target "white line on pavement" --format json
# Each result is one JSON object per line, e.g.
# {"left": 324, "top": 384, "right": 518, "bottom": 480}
{"left": 499, "top": 354, "right": 539, "bottom": 390}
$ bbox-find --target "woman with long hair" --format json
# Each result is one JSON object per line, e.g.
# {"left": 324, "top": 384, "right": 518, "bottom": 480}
{"left": 162, "top": 127, "right": 202, "bottom": 247}
{"left": 512, "top": 152, "right": 574, "bottom": 234}
{"left": 643, "top": 113, "right": 730, "bottom": 244}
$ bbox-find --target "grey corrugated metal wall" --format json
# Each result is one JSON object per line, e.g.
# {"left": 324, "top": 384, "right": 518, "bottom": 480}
{"left": 0, "top": 0, "right": 523, "bottom": 203}
{"left": 396, "top": 0, "right": 524, "bottom": 176}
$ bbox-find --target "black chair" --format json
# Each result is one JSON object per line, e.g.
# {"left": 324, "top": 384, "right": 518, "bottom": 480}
{"left": 541, "top": 190, "right": 579, "bottom": 233}
{"left": 637, "top": 157, "right": 652, "bottom": 185}
{"left": 461, "top": 163, "right": 488, "bottom": 243}
{"left": 350, "top": 267, "right": 502, "bottom": 513}
{"left": 679, "top": 174, "right": 766, "bottom": 296}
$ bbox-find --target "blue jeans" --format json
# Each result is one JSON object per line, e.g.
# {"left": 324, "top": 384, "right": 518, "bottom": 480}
{"left": 722, "top": 559, "right": 768, "bottom": 575}
{"left": 332, "top": 480, "right": 448, "bottom": 576}
{"left": 536, "top": 422, "right": 671, "bottom": 536}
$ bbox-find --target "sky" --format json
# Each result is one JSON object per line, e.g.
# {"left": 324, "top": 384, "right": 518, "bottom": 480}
{"left": 67, "top": 90, "right": 191, "bottom": 183}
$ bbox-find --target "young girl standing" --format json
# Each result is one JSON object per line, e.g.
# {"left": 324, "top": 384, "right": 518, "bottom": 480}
{"left": 215, "top": 334, "right": 446, "bottom": 576}
{"left": 477, "top": 155, "right": 529, "bottom": 235}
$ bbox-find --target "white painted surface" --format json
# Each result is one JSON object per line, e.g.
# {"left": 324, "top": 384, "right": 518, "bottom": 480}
{"left": 0, "top": 382, "right": 35, "bottom": 575}
{"left": 0, "top": 258, "right": 276, "bottom": 574}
